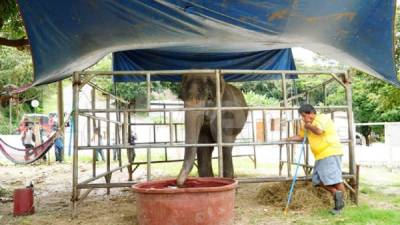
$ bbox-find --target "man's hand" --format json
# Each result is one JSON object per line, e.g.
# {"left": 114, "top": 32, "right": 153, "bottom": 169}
{"left": 284, "top": 135, "right": 303, "bottom": 142}
{"left": 303, "top": 122, "right": 323, "bottom": 135}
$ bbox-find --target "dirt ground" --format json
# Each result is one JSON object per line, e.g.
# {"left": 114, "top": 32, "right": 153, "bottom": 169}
{"left": 0, "top": 162, "right": 398, "bottom": 225}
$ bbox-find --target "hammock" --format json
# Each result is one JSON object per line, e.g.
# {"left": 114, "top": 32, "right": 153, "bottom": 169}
{"left": 0, "top": 131, "right": 58, "bottom": 164}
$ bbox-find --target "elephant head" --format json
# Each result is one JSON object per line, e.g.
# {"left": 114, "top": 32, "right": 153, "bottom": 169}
{"left": 176, "top": 73, "right": 224, "bottom": 186}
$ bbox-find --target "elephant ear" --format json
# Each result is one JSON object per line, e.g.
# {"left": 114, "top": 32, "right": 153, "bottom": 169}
{"left": 179, "top": 74, "right": 189, "bottom": 100}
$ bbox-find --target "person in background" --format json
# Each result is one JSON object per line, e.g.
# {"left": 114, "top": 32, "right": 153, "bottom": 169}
{"left": 22, "top": 123, "right": 35, "bottom": 160}
{"left": 127, "top": 132, "right": 137, "bottom": 163}
{"left": 284, "top": 104, "right": 345, "bottom": 215}
{"left": 91, "top": 128, "right": 105, "bottom": 161}
{"left": 22, "top": 123, "right": 35, "bottom": 149}
{"left": 54, "top": 133, "right": 64, "bottom": 163}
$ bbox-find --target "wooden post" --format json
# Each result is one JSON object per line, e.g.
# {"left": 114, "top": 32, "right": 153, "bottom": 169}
{"left": 72, "top": 72, "right": 80, "bottom": 217}
{"left": 57, "top": 81, "right": 65, "bottom": 160}
{"left": 344, "top": 70, "right": 357, "bottom": 203}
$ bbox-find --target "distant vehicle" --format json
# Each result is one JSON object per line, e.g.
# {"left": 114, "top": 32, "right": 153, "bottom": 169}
{"left": 17, "top": 114, "right": 53, "bottom": 135}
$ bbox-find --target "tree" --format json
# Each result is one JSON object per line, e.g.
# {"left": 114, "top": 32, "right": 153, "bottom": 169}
{"left": 0, "top": 0, "right": 28, "bottom": 49}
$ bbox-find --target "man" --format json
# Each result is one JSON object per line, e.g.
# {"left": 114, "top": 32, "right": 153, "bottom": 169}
{"left": 54, "top": 133, "right": 64, "bottom": 163}
{"left": 22, "top": 123, "right": 35, "bottom": 149}
{"left": 285, "top": 104, "right": 345, "bottom": 214}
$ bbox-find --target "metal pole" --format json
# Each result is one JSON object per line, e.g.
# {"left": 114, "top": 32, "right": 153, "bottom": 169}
{"left": 72, "top": 72, "right": 80, "bottom": 217}
{"left": 282, "top": 73, "right": 291, "bottom": 177}
{"left": 146, "top": 73, "right": 152, "bottom": 181}
{"left": 215, "top": 70, "right": 224, "bottom": 177}
{"left": 106, "top": 95, "right": 111, "bottom": 195}
{"left": 91, "top": 88, "right": 96, "bottom": 177}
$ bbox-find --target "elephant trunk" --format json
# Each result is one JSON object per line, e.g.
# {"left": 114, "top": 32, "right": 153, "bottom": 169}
{"left": 176, "top": 108, "right": 205, "bottom": 187}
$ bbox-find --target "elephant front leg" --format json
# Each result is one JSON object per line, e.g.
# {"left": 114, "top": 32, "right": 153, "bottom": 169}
{"left": 177, "top": 147, "right": 196, "bottom": 187}
{"left": 197, "top": 147, "right": 214, "bottom": 177}
{"left": 223, "top": 146, "right": 234, "bottom": 178}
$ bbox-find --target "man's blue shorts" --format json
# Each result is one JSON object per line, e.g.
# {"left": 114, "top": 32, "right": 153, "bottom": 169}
{"left": 312, "top": 155, "right": 343, "bottom": 186}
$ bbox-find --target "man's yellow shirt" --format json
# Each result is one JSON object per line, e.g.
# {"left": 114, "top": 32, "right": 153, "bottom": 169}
{"left": 299, "top": 114, "right": 343, "bottom": 160}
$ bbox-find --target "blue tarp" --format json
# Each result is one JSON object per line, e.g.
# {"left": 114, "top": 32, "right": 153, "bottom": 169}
{"left": 18, "top": 0, "right": 398, "bottom": 86}
{"left": 112, "top": 49, "right": 296, "bottom": 82}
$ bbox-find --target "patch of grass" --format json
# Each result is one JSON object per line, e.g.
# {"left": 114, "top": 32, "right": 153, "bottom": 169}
{"left": 0, "top": 186, "right": 11, "bottom": 197}
{"left": 339, "top": 204, "right": 400, "bottom": 225}
{"left": 294, "top": 204, "right": 400, "bottom": 225}
{"left": 359, "top": 185, "right": 376, "bottom": 195}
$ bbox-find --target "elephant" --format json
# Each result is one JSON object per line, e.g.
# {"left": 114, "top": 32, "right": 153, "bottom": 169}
{"left": 176, "top": 73, "right": 248, "bottom": 186}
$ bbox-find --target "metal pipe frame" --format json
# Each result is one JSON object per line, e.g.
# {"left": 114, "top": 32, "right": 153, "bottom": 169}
{"left": 71, "top": 69, "right": 357, "bottom": 215}
{"left": 75, "top": 139, "right": 351, "bottom": 149}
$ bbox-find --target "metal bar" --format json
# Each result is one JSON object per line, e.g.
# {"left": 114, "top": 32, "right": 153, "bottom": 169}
{"left": 78, "top": 69, "right": 346, "bottom": 76}
{"left": 281, "top": 72, "right": 291, "bottom": 178}
{"left": 77, "top": 189, "right": 93, "bottom": 201}
{"left": 216, "top": 70, "right": 223, "bottom": 177}
{"left": 106, "top": 95, "right": 111, "bottom": 195}
{"left": 147, "top": 147, "right": 151, "bottom": 181}
{"left": 343, "top": 180, "right": 356, "bottom": 194}
{"left": 77, "top": 139, "right": 351, "bottom": 150}
{"left": 79, "top": 163, "right": 133, "bottom": 185}
{"left": 283, "top": 78, "right": 335, "bottom": 103}
{"left": 79, "top": 113, "right": 122, "bottom": 125}
{"left": 237, "top": 174, "right": 355, "bottom": 184}
{"left": 250, "top": 110, "right": 257, "bottom": 169}
{"left": 330, "top": 73, "right": 346, "bottom": 88}
{"left": 146, "top": 73, "right": 152, "bottom": 181}
{"left": 77, "top": 182, "right": 138, "bottom": 189}
{"left": 262, "top": 110, "right": 267, "bottom": 142}
{"left": 91, "top": 88, "right": 96, "bottom": 178}
{"left": 87, "top": 81, "right": 129, "bottom": 104}
{"left": 174, "top": 124, "right": 178, "bottom": 142}
{"left": 86, "top": 117, "right": 90, "bottom": 147}
{"left": 169, "top": 111, "right": 173, "bottom": 144}
{"left": 71, "top": 72, "right": 80, "bottom": 217}
{"left": 78, "top": 105, "right": 349, "bottom": 113}
{"left": 130, "top": 122, "right": 183, "bottom": 126}
{"left": 79, "top": 74, "right": 98, "bottom": 89}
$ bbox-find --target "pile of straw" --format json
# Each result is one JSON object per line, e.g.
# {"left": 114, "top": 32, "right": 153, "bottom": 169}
{"left": 256, "top": 181, "right": 333, "bottom": 210}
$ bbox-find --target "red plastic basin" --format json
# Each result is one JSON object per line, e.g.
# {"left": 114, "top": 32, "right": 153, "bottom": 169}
{"left": 13, "top": 188, "right": 35, "bottom": 216}
{"left": 132, "top": 177, "right": 237, "bottom": 225}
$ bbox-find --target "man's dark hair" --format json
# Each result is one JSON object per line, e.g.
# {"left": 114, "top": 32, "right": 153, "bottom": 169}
{"left": 298, "top": 104, "right": 316, "bottom": 114}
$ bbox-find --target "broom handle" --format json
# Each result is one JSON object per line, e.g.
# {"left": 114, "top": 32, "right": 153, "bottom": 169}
{"left": 284, "top": 131, "right": 307, "bottom": 213}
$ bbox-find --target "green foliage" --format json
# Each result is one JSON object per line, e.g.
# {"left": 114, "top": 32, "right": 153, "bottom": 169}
{"left": 0, "top": 0, "right": 25, "bottom": 39}
{"left": 0, "top": 46, "right": 46, "bottom": 131}
{"left": 239, "top": 80, "right": 281, "bottom": 99}
{"left": 244, "top": 91, "right": 278, "bottom": 106}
